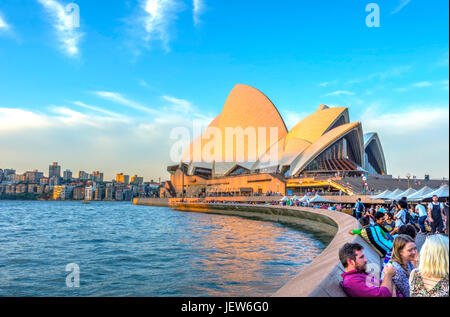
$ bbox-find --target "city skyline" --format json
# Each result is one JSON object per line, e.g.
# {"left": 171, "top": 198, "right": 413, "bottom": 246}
{"left": 0, "top": 163, "right": 158, "bottom": 184}
{"left": 0, "top": 0, "right": 448, "bottom": 180}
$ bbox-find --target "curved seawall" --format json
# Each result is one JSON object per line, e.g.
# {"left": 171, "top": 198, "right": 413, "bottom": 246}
{"left": 135, "top": 199, "right": 382, "bottom": 297}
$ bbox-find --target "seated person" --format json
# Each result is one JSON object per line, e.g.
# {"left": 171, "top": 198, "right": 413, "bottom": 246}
{"left": 349, "top": 216, "right": 393, "bottom": 257}
{"left": 383, "top": 224, "right": 418, "bottom": 270}
{"left": 383, "top": 212, "right": 396, "bottom": 233}
{"left": 374, "top": 212, "right": 394, "bottom": 241}
{"left": 339, "top": 242, "right": 396, "bottom": 297}
{"left": 398, "top": 224, "right": 417, "bottom": 240}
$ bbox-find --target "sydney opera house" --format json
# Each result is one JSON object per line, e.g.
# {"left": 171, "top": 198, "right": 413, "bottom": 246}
{"left": 163, "top": 84, "right": 387, "bottom": 198}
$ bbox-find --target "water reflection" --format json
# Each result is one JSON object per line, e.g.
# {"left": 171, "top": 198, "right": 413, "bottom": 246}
{"left": 177, "top": 211, "right": 327, "bottom": 296}
{"left": 0, "top": 201, "right": 328, "bottom": 297}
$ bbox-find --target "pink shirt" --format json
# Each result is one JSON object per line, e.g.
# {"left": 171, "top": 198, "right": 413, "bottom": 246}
{"left": 341, "top": 270, "right": 392, "bottom": 297}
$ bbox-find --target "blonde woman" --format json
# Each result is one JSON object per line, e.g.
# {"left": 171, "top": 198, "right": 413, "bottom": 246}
{"left": 409, "top": 234, "right": 449, "bottom": 297}
{"left": 381, "top": 234, "right": 417, "bottom": 297}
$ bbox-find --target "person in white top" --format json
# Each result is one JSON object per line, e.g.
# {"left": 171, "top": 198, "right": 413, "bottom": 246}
{"left": 415, "top": 203, "right": 428, "bottom": 233}
{"left": 427, "top": 195, "right": 445, "bottom": 234}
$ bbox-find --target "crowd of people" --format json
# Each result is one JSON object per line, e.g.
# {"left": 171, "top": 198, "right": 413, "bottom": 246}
{"left": 339, "top": 195, "right": 449, "bottom": 297}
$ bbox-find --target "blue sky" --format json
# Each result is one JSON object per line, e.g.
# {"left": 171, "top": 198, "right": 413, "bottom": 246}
{"left": 0, "top": 0, "right": 448, "bottom": 181}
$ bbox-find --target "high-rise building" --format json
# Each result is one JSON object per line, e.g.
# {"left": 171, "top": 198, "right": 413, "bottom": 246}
{"left": 90, "top": 171, "right": 104, "bottom": 182}
{"left": 130, "top": 175, "right": 144, "bottom": 185}
{"left": 79, "top": 171, "right": 89, "bottom": 181}
{"left": 25, "top": 170, "right": 44, "bottom": 183}
{"left": 116, "top": 173, "right": 129, "bottom": 185}
{"left": 63, "top": 170, "right": 73, "bottom": 181}
{"left": 49, "top": 162, "right": 61, "bottom": 179}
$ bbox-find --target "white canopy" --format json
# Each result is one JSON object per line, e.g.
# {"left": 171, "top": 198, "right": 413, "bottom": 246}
{"left": 280, "top": 196, "right": 289, "bottom": 202}
{"left": 383, "top": 188, "right": 404, "bottom": 200}
{"left": 388, "top": 188, "right": 417, "bottom": 201}
{"left": 309, "top": 194, "right": 333, "bottom": 203}
{"left": 370, "top": 189, "right": 392, "bottom": 199}
{"left": 299, "top": 195, "right": 309, "bottom": 202}
{"left": 292, "top": 195, "right": 301, "bottom": 201}
{"left": 418, "top": 184, "right": 449, "bottom": 200}
{"left": 407, "top": 186, "right": 434, "bottom": 202}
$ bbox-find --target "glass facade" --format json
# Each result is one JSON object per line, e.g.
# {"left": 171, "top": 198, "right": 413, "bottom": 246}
{"left": 303, "top": 137, "right": 359, "bottom": 173}
{"left": 364, "top": 141, "right": 382, "bottom": 174}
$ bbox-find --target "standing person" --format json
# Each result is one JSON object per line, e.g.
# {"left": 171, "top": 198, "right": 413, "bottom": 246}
{"left": 415, "top": 203, "right": 428, "bottom": 234}
{"left": 354, "top": 198, "right": 365, "bottom": 220}
{"left": 381, "top": 235, "right": 417, "bottom": 297}
{"left": 339, "top": 243, "right": 396, "bottom": 297}
{"left": 409, "top": 234, "right": 449, "bottom": 297}
{"left": 427, "top": 195, "right": 445, "bottom": 234}
{"left": 389, "top": 200, "right": 398, "bottom": 213}
{"left": 392, "top": 200, "right": 409, "bottom": 235}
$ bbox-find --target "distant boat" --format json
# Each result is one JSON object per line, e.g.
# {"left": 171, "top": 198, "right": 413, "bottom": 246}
{"left": 82, "top": 201, "right": 91, "bottom": 204}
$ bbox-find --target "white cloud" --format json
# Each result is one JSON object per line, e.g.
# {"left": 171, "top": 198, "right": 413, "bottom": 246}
{"left": 93, "top": 91, "right": 158, "bottom": 115}
{"left": 413, "top": 81, "right": 432, "bottom": 88}
{"left": 368, "top": 66, "right": 411, "bottom": 81}
{"left": 362, "top": 106, "right": 448, "bottom": 134}
{"left": 0, "top": 108, "right": 51, "bottom": 131}
{"left": 360, "top": 104, "right": 449, "bottom": 178}
{"left": 391, "top": 0, "right": 411, "bottom": 15}
{"left": 162, "top": 95, "right": 193, "bottom": 113}
{"left": 193, "top": 0, "right": 205, "bottom": 26}
{"left": 37, "top": 0, "right": 83, "bottom": 57}
{"left": 325, "top": 90, "right": 355, "bottom": 97}
{"left": 0, "top": 89, "right": 219, "bottom": 181}
{"left": 318, "top": 80, "right": 337, "bottom": 87}
{"left": 139, "top": 0, "right": 180, "bottom": 51}
{"left": 0, "top": 12, "right": 10, "bottom": 31}
{"left": 72, "top": 101, "right": 128, "bottom": 119}
{"left": 348, "top": 66, "right": 411, "bottom": 85}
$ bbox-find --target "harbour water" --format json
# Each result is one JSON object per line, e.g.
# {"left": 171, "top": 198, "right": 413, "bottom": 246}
{"left": 0, "top": 200, "right": 329, "bottom": 297}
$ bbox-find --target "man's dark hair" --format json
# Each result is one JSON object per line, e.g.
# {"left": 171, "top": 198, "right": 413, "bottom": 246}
{"left": 358, "top": 198, "right": 362, "bottom": 202}
{"left": 339, "top": 243, "right": 364, "bottom": 268}
{"left": 398, "top": 199, "right": 408, "bottom": 209}
{"left": 385, "top": 212, "right": 394, "bottom": 220}
{"left": 398, "top": 224, "right": 417, "bottom": 240}
{"left": 374, "top": 212, "right": 385, "bottom": 221}
{"left": 359, "top": 216, "right": 370, "bottom": 227}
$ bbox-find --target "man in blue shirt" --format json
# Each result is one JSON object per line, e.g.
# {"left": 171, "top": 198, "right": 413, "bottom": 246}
{"left": 354, "top": 198, "right": 365, "bottom": 220}
{"left": 415, "top": 203, "right": 428, "bottom": 233}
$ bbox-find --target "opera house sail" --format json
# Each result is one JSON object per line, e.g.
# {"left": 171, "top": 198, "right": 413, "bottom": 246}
{"left": 164, "top": 84, "right": 387, "bottom": 198}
